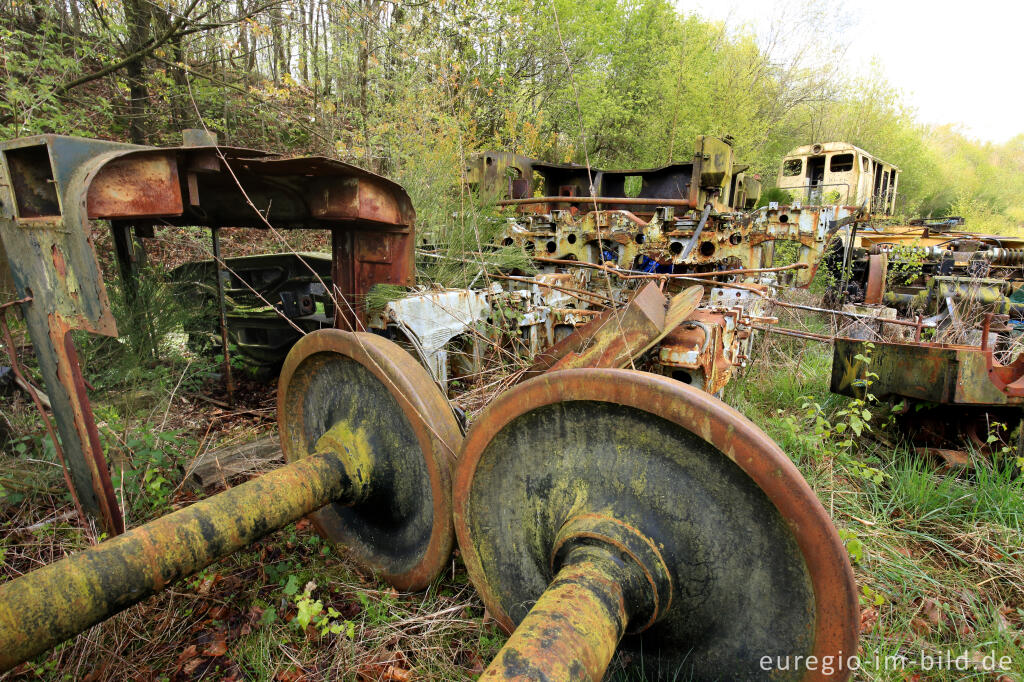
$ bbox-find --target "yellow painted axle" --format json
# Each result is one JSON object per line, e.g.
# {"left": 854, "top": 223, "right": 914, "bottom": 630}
{"left": 480, "top": 550, "right": 628, "bottom": 681}
{"left": 0, "top": 446, "right": 362, "bottom": 672}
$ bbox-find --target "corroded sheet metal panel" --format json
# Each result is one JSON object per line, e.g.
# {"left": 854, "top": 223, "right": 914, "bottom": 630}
{"left": 86, "top": 151, "right": 183, "bottom": 218}
{"left": 831, "top": 339, "right": 1024, "bottom": 407}
{"left": 832, "top": 339, "right": 956, "bottom": 403}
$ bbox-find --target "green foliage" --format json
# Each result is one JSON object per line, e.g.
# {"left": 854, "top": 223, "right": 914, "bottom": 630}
{"left": 839, "top": 528, "right": 864, "bottom": 564}
{"left": 2, "top": 0, "right": 1018, "bottom": 239}
{"left": 0, "top": 20, "right": 113, "bottom": 138}
{"left": 105, "top": 425, "right": 192, "bottom": 516}
{"left": 75, "top": 264, "right": 202, "bottom": 391}
{"left": 771, "top": 240, "right": 802, "bottom": 267}
{"left": 784, "top": 343, "right": 895, "bottom": 491}
{"left": 886, "top": 244, "right": 926, "bottom": 287}
{"left": 357, "top": 589, "right": 398, "bottom": 626}
{"left": 286, "top": 580, "right": 355, "bottom": 638}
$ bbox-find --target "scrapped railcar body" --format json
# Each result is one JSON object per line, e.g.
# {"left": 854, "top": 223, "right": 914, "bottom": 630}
{"left": 777, "top": 141, "right": 900, "bottom": 215}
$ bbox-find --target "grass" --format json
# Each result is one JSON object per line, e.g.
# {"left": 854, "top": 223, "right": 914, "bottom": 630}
{"left": 1, "top": 283, "right": 1022, "bottom": 680}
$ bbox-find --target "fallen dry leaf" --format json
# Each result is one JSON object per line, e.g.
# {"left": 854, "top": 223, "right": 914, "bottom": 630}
{"left": 182, "top": 657, "right": 204, "bottom": 676}
{"left": 174, "top": 645, "right": 199, "bottom": 668}
{"left": 859, "top": 607, "right": 878, "bottom": 633}
{"left": 465, "top": 651, "right": 485, "bottom": 675}
{"left": 919, "top": 597, "right": 945, "bottom": 627}
{"left": 202, "top": 635, "right": 228, "bottom": 657}
{"left": 208, "top": 605, "right": 230, "bottom": 621}
{"left": 384, "top": 666, "right": 412, "bottom": 682}
{"left": 910, "top": 617, "right": 931, "bottom": 637}
{"left": 358, "top": 654, "right": 412, "bottom": 682}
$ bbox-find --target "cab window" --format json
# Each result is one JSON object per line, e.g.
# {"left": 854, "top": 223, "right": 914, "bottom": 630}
{"left": 829, "top": 153, "right": 854, "bottom": 172}
{"left": 782, "top": 159, "right": 802, "bottom": 176}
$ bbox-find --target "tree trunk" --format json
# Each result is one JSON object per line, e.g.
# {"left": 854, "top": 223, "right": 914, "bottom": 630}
{"left": 123, "top": 0, "right": 153, "bottom": 144}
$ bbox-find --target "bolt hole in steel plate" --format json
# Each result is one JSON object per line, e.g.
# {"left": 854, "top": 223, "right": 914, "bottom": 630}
{"left": 454, "top": 368, "right": 858, "bottom": 681}
{"left": 278, "top": 330, "right": 460, "bottom": 590}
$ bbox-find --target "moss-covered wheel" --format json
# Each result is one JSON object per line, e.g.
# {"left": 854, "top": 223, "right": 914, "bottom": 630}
{"left": 454, "top": 368, "right": 858, "bottom": 681}
{"left": 278, "top": 329, "right": 461, "bottom": 590}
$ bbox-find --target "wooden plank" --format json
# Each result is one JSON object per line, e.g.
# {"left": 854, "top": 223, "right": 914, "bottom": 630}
{"left": 185, "top": 435, "right": 282, "bottom": 490}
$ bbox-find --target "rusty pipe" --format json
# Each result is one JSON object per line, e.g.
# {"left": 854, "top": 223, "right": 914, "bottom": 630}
{"left": 0, "top": 436, "right": 367, "bottom": 672}
{"left": 496, "top": 196, "right": 695, "bottom": 209}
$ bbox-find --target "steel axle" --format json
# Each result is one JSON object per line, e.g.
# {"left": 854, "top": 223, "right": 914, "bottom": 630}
{"left": 0, "top": 445, "right": 357, "bottom": 671}
{"left": 0, "top": 330, "right": 460, "bottom": 673}
{"left": 455, "top": 368, "right": 859, "bottom": 681}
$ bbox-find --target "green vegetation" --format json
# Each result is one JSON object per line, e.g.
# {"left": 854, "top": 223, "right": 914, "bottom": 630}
{"left": 2, "top": 0, "right": 1021, "bottom": 235}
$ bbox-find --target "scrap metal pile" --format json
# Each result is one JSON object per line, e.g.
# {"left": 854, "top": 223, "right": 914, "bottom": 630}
{"left": 827, "top": 223, "right": 1024, "bottom": 452}
{"left": 1, "top": 129, "right": 1021, "bottom": 678}
{"left": 0, "top": 132, "right": 863, "bottom": 680}
{"left": 174, "top": 135, "right": 859, "bottom": 398}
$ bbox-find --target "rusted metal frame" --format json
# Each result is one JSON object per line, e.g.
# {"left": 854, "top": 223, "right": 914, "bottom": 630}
{"left": 864, "top": 253, "right": 888, "bottom": 304}
{"left": 0, "top": 446, "right": 365, "bottom": 672}
{"left": 535, "top": 258, "right": 771, "bottom": 295}
{"left": 201, "top": 153, "right": 415, "bottom": 333}
{"left": 657, "top": 308, "right": 738, "bottom": 394}
{"left": 59, "top": 328, "right": 123, "bottom": 531}
{"left": 0, "top": 135, "right": 420, "bottom": 532}
{"left": 210, "top": 226, "right": 236, "bottom": 405}
{"left": 0, "top": 298, "right": 89, "bottom": 529}
{"left": 679, "top": 202, "right": 713, "bottom": 260}
{"left": 0, "top": 137, "right": 141, "bottom": 533}
{"left": 830, "top": 338, "right": 1024, "bottom": 405}
{"left": 496, "top": 196, "right": 696, "bottom": 208}
{"left": 983, "top": 344, "right": 1024, "bottom": 399}
{"left": 489, "top": 273, "right": 613, "bottom": 307}
{"left": 331, "top": 227, "right": 359, "bottom": 331}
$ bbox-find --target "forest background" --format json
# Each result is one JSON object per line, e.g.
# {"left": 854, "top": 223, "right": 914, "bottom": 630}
{"left": 1, "top": 0, "right": 1021, "bottom": 236}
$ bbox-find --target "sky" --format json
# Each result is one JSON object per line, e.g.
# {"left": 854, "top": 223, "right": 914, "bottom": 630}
{"left": 681, "top": 0, "right": 1024, "bottom": 143}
